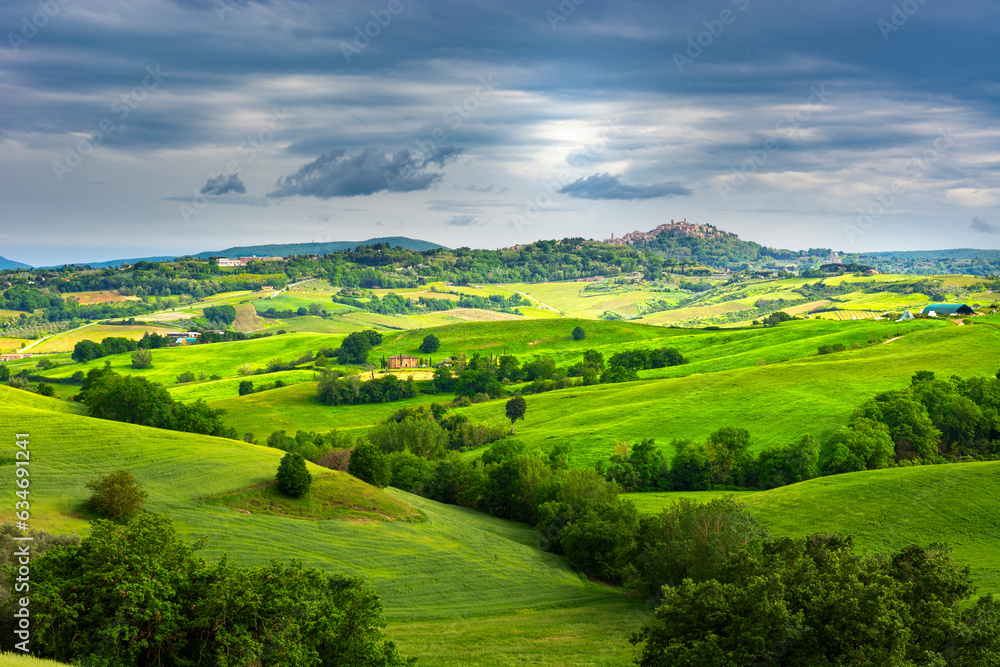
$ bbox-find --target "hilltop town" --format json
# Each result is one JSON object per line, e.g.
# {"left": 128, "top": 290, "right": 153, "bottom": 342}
{"left": 603, "top": 219, "right": 733, "bottom": 245}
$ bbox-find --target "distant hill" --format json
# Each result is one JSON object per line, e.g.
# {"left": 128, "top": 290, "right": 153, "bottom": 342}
{"left": 23, "top": 237, "right": 447, "bottom": 269}
{"left": 189, "top": 237, "right": 447, "bottom": 259}
{"left": 0, "top": 255, "right": 32, "bottom": 270}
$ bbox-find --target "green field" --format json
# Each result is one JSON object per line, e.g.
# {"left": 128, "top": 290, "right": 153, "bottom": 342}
{"left": 455, "top": 322, "right": 1000, "bottom": 467}
{"left": 36, "top": 332, "right": 342, "bottom": 386}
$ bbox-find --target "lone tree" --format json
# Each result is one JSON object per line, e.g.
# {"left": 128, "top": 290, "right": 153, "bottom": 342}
{"left": 276, "top": 452, "right": 312, "bottom": 497}
{"left": 572, "top": 326, "right": 586, "bottom": 341}
{"left": 506, "top": 396, "right": 527, "bottom": 434}
{"left": 420, "top": 333, "right": 440, "bottom": 353}
{"left": 131, "top": 348, "right": 153, "bottom": 369}
{"left": 86, "top": 470, "right": 148, "bottom": 522}
{"left": 238, "top": 380, "right": 254, "bottom": 396}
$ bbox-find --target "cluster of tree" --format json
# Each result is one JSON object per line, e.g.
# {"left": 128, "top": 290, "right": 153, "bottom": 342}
{"left": 597, "top": 429, "right": 819, "bottom": 493}
{"left": 317, "top": 372, "right": 419, "bottom": 406}
{"left": 337, "top": 329, "right": 383, "bottom": 364}
{"left": 76, "top": 365, "right": 236, "bottom": 439}
{"left": 333, "top": 291, "right": 527, "bottom": 316}
{"left": 70, "top": 336, "right": 140, "bottom": 362}
{"left": 0, "top": 513, "right": 410, "bottom": 665}
{"left": 821, "top": 370, "right": 1000, "bottom": 471}
{"left": 632, "top": 533, "right": 1000, "bottom": 666}
{"left": 264, "top": 429, "right": 354, "bottom": 462}
{"left": 201, "top": 304, "right": 236, "bottom": 324}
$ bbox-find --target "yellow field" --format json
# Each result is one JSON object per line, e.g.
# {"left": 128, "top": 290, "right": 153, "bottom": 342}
{"left": 62, "top": 290, "right": 140, "bottom": 304}
{"left": 0, "top": 337, "right": 32, "bottom": 353}
{"left": 813, "top": 310, "right": 884, "bottom": 321}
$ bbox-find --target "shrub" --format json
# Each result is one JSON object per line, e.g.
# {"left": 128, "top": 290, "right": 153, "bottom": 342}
{"left": 571, "top": 326, "right": 586, "bottom": 340}
{"left": 7, "top": 376, "right": 30, "bottom": 390}
{"left": 818, "top": 342, "right": 846, "bottom": 355}
{"left": 131, "top": 348, "right": 153, "bottom": 369}
{"left": 420, "top": 334, "right": 440, "bottom": 353}
{"left": 85, "top": 470, "right": 148, "bottom": 521}
{"left": 276, "top": 452, "right": 312, "bottom": 497}
{"left": 238, "top": 380, "right": 254, "bottom": 396}
{"left": 176, "top": 371, "right": 196, "bottom": 383}
{"left": 35, "top": 382, "right": 55, "bottom": 397}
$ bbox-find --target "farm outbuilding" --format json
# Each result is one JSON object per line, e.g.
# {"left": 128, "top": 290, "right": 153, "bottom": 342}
{"left": 922, "top": 304, "right": 974, "bottom": 316}
{"left": 388, "top": 354, "right": 420, "bottom": 369}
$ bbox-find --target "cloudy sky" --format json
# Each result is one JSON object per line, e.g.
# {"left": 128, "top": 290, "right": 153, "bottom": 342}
{"left": 1, "top": 0, "right": 998, "bottom": 265}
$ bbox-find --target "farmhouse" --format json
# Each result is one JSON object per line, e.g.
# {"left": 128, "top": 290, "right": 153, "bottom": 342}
{"left": 387, "top": 354, "right": 420, "bottom": 369}
{"left": 922, "top": 303, "right": 974, "bottom": 317}
{"left": 0, "top": 353, "right": 32, "bottom": 361}
{"left": 166, "top": 332, "right": 200, "bottom": 344}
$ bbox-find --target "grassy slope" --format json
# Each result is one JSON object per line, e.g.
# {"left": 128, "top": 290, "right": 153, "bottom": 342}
{"left": 624, "top": 461, "right": 1000, "bottom": 596}
{"left": 456, "top": 323, "right": 1000, "bottom": 467}
{"left": 0, "top": 393, "right": 616, "bottom": 622}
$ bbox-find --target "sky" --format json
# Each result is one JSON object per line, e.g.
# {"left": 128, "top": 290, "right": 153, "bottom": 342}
{"left": 1, "top": 0, "right": 999, "bottom": 266}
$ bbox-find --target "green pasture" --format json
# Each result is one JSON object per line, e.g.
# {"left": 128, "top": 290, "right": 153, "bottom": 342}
{"left": 35, "top": 332, "right": 342, "bottom": 385}
{"left": 210, "top": 383, "right": 444, "bottom": 437}
{"left": 455, "top": 323, "right": 1000, "bottom": 467}
{"left": 167, "top": 369, "right": 321, "bottom": 403}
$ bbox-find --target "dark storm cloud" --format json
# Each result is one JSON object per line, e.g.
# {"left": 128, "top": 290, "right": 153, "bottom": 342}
{"left": 559, "top": 174, "right": 691, "bottom": 200}
{"left": 270, "top": 146, "right": 462, "bottom": 198}
{"left": 201, "top": 173, "right": 246, "bottom": 196}
{"left": 971, "top": 217, "right": 999, "bottom": 234}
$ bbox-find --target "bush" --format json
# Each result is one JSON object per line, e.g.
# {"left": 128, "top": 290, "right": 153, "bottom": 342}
{"left": 572, "top": 326, "right": 586, "bottom": 340}
{"left": 35, "top": 382, "right": 55, "bottom": 397}
{"left": 817, "top": 342, "right": 846, "bottom": 355}
{"left": 131, "top": 347, "right": 153, "bottom": 369}
{"left": 7, "top": 376, "right": 30, "bottom": 390}
{"left": 176, "top": 371, "right": 196, "bottom": 383}
{"left": 238, "top": 380, "right": 254, "bottom": 396}
{"left": 420, "top": 334, "right": 440, "bottom": 353}
{"left": 348, "top": 442, "right": 391, "bottom": 488}
{"left": 85, "top": 470, "right": 148, "bottom": 521}
{"left": 276, "top": 452, "right": 312, "bottom": 497}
